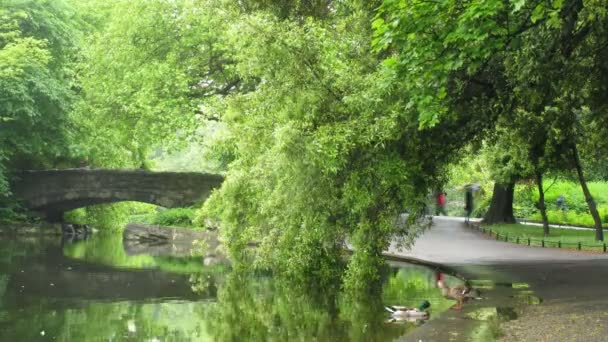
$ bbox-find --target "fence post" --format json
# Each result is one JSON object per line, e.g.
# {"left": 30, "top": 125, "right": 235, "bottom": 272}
{"left": 558, "top": 241, "right": 561, "bottom": 248}
{"left": 528, "top": 237, "right": 531, "bottom": 246}
{"left": 541, "top": 240, "right": 545, "bottom": 248}
{"left": 604, "top": 243, "right": 606, "bottom": 253}
{"left": 578, "top": 242, "right": 581, "bottom": 250}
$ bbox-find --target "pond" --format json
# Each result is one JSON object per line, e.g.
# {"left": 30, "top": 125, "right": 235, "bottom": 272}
{"left": 0, "top": 232, "right": 466, "bottom": 341}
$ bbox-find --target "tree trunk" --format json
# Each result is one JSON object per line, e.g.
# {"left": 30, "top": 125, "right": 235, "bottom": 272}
{"left": 572, "top": 144, "right": 603, "bottom": 241}
{"left": 484, "top": 182, "right": 516, "bottom": 224}
{"left": 535, "top": 170, "right": 549, "bottom": 236}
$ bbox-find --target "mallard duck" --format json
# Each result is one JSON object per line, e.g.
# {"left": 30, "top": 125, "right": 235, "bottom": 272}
{"left": 436, "top": 272, "right": 480, "bottom": 310}
{"left": 385, "top": 300, "right": 430, "bottom": 322}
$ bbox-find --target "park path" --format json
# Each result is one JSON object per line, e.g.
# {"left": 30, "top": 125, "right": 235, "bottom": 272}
{"left": 390, "top": 217, "right": 608, "bottom": 341}
{"left": 387, "top": 216, "right": 608, "bottom": 302}
{"left": 387, "top": 216, "right": 608, "bottom": 265}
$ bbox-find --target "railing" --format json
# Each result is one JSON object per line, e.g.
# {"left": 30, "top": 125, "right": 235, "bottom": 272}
{"left": 473, "top": 225, "right": 608, "bottom": 253}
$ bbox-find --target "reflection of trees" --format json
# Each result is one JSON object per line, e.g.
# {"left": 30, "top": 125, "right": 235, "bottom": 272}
{"left": 0, "top": 237, "right": 57, "bottom": 267}
{"left": 202, "top": 271, "right": 347, "bottom": 341}
{"left": 198, "top": 267, "right": 451, "bottom": 341}
{"left": 63, "top": 232, "right": 157, "bottom": 269}
{"left": 62, "top": 232, "right": 228, "bottom": 275}
{"left": 382, "top": 265, "right": 457, "bottom": 314}
{"left": 0, "top": 236, "right": 459, "bottom": 340}
{"left": 0, "top": 300, "right": 212, "bottom": 341}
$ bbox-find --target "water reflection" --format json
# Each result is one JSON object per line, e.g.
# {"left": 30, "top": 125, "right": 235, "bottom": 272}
{"left": 0, "top": 234, "right": 459, "bottom": 341}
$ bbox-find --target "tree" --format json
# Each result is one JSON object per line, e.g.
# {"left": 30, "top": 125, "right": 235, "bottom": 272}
{"left": 498, "top": 1, "right": 608, "bottom": 240}
{"left": 480, "top": 132, "right": 528, "bottom": 225}
{"left": 0, "top": 0, "right": 78, "bottom": 199}
{"left": 70, "top": 0, "right": 244, "bottom": 168}
{"left": 196, "top": 0, "right": 496, "bottom": 292}
{"left": 376, "top": 0, "right": 608, "bottom": 240}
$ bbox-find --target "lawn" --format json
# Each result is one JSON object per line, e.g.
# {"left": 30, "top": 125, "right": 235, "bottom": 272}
{"left": 445, "top": 180, "right": 608, "bottom": 228}
{"left": 481, "top": 223, "right": 607, "bottom": 252}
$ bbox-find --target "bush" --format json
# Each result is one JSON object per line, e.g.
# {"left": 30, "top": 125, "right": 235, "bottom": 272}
{"left": 64, "top": 202, "right": 135, "bottom": 232}
{"left": 63, "top": 208, "right": 88, "bottom": 225}
{"left": 472, "top": 195, "right": 491, "bottom": 218}
{"left": 0, "top": 206, "right": 33, "bottom": 224}
{"left": 152, "top": 208, "right": 196, "bottom": 227}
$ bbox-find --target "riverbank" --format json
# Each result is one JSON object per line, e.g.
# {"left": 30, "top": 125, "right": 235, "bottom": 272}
{"left": 0, "top": 222, "right": 62, "bottom": 235}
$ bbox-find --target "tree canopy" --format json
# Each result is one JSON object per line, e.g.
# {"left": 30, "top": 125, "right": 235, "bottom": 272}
{"left": 0, "top": 0, "right": 77, "bottom": 194}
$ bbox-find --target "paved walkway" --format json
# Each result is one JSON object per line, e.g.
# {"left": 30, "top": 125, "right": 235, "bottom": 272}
{"left": 390, "top": 217, "right": 608, "bottom": 341}
{"left": 387, "top": 216, "right": 608, "bottom": 265}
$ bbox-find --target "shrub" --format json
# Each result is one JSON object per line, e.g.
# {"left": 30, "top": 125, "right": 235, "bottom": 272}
{"left": 471, "top": 195, "right": 491, "bottom": 218}
{"left": 64, "top": 203, "right": 131, "bottom": 232}
{"left": 0, "top": 207, "right": 32, "bottom": 224}
{"left": 152, "top": 208, "right": 196, "bottom": 227}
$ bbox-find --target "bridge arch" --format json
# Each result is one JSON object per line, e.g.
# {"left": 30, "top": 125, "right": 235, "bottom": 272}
{"left": 11, "top": 169, "right": 224, "bottom": 221}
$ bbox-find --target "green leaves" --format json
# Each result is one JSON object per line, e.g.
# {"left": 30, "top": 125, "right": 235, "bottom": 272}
{"left": 69, "top": 0, "right": 240, "bottom": 167}
{"left": 0, "top": 0, "right": 77, "bottom": 184}
{"left": 372, "top": 0, "right": 509, "bottom": 128}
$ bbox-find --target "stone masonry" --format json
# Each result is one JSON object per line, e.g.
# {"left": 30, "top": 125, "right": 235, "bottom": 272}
{"left": 11, "top": 169, "right": 224, "bottom": 221}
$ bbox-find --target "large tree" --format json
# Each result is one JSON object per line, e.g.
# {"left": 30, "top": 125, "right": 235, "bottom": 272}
{"left": 375, "top": 0, "right": 608, "bottom": 240}
{"left": 0, "top": 0, "right": 78, "bottom": 198}
{"left": 197, "top": 0, "right": 493, "bottom": 292}
{"left": 70, "top": 0, "right": 245, "bottom": 167}
{"left": 499, "top": 0, "right": 608, "bottom": 240}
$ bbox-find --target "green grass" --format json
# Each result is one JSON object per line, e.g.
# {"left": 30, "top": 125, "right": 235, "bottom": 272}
{"left": 128, "top": 207, "right": 198, "bottom": 228}
{"left": 525, "top": 208, "right": 608, "bottom": 228}
{"left": 481, "top": 223, "right": 606, "bottom": 252}
{"left": 514, "top": 180, "right": 608, "bottom": 227}
{"left": 442, "top": 179, "right": 608, "bottom": 228}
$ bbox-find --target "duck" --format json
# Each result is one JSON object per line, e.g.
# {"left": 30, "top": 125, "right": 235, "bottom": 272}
{"left": 385, "top": 300, "right": 430, "bottom": 322}
{"left": 436, "top": 272, "right": 480, "bottom": 310}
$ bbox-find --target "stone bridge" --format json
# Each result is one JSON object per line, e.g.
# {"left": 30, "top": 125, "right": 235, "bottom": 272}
{"left": 11, "top": 169, "right": 224, "bottom": 221}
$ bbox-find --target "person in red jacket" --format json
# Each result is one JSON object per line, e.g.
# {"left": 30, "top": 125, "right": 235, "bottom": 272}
{"left": 435, "top": 191, "right": 447, "bottom": 216}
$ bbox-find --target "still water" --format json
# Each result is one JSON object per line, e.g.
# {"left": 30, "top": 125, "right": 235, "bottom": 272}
{"left": 0, "top": 232, "right": 460, "bottom": 341}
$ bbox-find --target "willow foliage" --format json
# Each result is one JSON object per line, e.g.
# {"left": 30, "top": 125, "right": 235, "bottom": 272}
{"left": 200, "top": 3, "right": 466, "bottom": 291}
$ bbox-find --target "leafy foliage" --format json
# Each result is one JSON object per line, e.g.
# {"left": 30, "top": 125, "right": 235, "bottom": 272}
{"left": 196, "top": 2, "right": 481, "bottom": 291}
{"left": 64, "top": 202, "right": 130, "bottom": 232}
{"left": 152, "top": 208, "right": 196, "bottom": 228}
{"left": 5, "top": 0, "right": 608, "bottom": 286}
{"left": 70, "top": 0, "right": 241, "bottom": 167}
{"left": 0, "top": 0, "right": 78, "bottom": 195}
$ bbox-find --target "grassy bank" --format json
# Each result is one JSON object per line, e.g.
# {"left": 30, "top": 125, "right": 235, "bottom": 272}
{"left": 480, "top": 223, "right": 606, "bottom": 252}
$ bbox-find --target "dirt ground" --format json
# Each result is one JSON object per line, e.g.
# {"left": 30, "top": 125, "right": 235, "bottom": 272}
{"left": 501, "top": 301, "right": 608, "bottom": 342}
